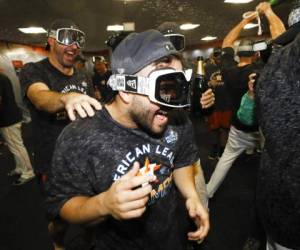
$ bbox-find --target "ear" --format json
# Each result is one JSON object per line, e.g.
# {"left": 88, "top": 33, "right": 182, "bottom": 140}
{"left": 47, "top": 37, "right": 55, "bottom": 48}
{"left": 118, "top": 91, "right": 133, "bottom": 104}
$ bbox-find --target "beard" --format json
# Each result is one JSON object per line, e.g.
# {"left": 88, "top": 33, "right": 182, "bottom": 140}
{"left": 129, "top": 98, "right": 168, "bottom": 136}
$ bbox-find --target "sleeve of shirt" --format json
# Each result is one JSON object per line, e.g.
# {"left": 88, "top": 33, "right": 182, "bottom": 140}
{"left": 45, "top": 126, "right": 95, "bottom": 219}
{"left": 173, "top": 113, "right": 200, "bottom": 169}
{"left": 19, "top": 62, "right": 48, "bottom": 98}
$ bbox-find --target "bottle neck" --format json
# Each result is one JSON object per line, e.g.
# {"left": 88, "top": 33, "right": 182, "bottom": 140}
{"left": 196, "top": 60, "right": 205, "bottom": 76}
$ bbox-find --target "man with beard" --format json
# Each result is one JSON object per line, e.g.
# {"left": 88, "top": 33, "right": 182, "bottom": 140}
{"left": 19, "top": 19, "right": 101, "bottom": 184}
{"left": 46, "top": 29, "right": 209, "bottom": 250}
{"left": 19, "top": 19, "right": 101, "bottom": 249}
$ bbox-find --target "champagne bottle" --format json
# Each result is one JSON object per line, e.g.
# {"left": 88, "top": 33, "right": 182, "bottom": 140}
{"left": 195, "top": 56, "right": 208, "bottom": 94}
{"left": 192, "top": 56, "right": 209, "bottom": 114}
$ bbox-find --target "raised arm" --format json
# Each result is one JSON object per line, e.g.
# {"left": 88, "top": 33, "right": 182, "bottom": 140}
{"left": 256, "top": 2, "right": 286, "bottom": 39}
{"left": 222, "top": 14, "right": 258, "bottom": 48}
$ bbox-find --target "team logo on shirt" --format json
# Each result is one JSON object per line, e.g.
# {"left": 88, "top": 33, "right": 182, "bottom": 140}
{"left": 165, "top": 129, "right": 178, "bottom": 144}
{"left": 111, "top": 144, "right": 175, "bottom": 205}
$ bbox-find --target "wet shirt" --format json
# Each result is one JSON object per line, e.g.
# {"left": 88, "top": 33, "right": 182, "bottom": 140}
{"left": 19, "top": 58, "right": 94, "bottom": 174}
{"left": 46, "top": 108, "right": 199, "bottom": 250}
{"left": 0, "top": 73, "right": 22, "bottom": 127}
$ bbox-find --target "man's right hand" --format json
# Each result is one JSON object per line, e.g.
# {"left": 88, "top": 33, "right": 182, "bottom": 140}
{"left": 100, "top": 162, "right": 156, "bottom": 220}
{"left": 256, "top": 2, "right": 272, "bottom": 14}
{"left": 60, "top": 92, "right": 102, "bottom": 121}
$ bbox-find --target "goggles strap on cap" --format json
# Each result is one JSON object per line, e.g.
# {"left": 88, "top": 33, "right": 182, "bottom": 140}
{"left": 108, "top": 75, "right": 150, "bottom": 95}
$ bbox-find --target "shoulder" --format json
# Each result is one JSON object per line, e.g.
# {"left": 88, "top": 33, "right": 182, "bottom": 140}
{"left": 22, "top": 58, "right": 48, "bottom": 72}
{"left": 57, "top": 110, "right": 106, "bottom": 148}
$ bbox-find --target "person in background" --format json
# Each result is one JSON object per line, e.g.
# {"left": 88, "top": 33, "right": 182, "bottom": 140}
{"left": 205, "top": 47, "right": 233, "bottom": 160}
{"left": 19, "top": 18, "right": 101, "bottom": 250}
{"left": 74, "top": 54, "right": 87, "bottom": 72}
{"left": 206, "top": 0, "right": 286, "bottom": 198}
{"left": 92, "top": 56, "right": 112, "bottom": 102}
{"left": 46, "top": 29, "right": 209, "bottom": 250}
{"left": 0, "top": 72, "right": 34, "bottom": 185}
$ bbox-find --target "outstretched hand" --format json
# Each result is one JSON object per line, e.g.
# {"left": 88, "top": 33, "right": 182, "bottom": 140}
{"left": 60, "top": 92, "right": 102, "bottom": 121}
{"left": 101, "top": 162, "right": 156, "bottom": 220}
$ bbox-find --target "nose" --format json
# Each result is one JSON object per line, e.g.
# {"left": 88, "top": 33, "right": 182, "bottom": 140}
{"left": 69, "top": 42, "right": 80, "bottom": 50}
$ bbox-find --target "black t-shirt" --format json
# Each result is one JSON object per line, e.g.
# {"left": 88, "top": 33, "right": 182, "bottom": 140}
{"left": 46, "top": 108, "right": 199, "bottom": 250}
{"left": 220, "top": 48, "right": 259, "bottom": 132}
{"left": 19, "top": 58, "right": 94, "bottom": 174}
{"left": 0, "top": 73, "right": 22, "bottom": 127}
{"left": 205, "top": 61, "right": 232, "bottom": 111}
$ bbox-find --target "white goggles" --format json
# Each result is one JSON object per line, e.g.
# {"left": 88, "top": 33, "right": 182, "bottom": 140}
{"left": 108, "top": 68, "right": 193, "bottom": 108}
{"left": 48, "top": 28, "right": 86, "bottom": 48}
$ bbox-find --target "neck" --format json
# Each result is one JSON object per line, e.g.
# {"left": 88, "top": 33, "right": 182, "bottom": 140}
{"left": 105, "top": 98, "right": 137, "bottom": 129}
{"left": 238, "top": 57, "right": 253, "bottom": 67}
{"left": 49, "top": 54, "right": 74, "bottom": 76}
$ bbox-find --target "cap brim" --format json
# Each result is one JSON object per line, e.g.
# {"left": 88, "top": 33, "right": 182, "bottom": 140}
{"left": 273, "top": 22, "right": 300, "bottom": 46}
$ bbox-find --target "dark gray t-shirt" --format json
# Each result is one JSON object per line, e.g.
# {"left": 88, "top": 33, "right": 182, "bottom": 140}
{"left": 46, "top": 108, "right": 199, "bottom": 250}
{"left": 19, "top": 58, "right": 94, "bottom": 174}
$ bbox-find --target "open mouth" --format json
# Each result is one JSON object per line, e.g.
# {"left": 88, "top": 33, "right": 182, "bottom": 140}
{"left": 154, "top": 109, "right": 169, "bottom": 122}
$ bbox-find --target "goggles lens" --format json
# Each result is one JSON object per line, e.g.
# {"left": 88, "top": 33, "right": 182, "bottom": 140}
{"left": 56, "top": 28, "right": 85, "bottom": 48}
{"left": 165, "top": 34, "right": 185, "bottom": 51}
{"left": 154, "top": 72, "right": 189, "bottom": 107}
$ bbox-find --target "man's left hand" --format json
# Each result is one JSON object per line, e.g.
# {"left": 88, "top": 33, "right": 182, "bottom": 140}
{"left": 200, "top": 89, "right": 215, "bottom": 109}
{"left": 186, "top": 197, "right": 210, "bottom": 241}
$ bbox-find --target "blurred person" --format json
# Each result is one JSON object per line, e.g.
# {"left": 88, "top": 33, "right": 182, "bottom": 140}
{"left": 19, "top": 18, "right": 101, "bottom": 250}
{"left": 255, "top": 1, "right": 300, "bottom": 249}
{"left": 92, "top": 56, "right": 112, "bottom": 102}
{"left": 46, "top": 29, "right": 209, "bottom": 250}
{"left": 74, "top": 54, "right": 87, "bottom": 72}
{"left": 0, "top": 72, "right": 34, "bottom": 185}
{"left": 206, "top": 0, "right": 286, "bottom": 198}
{"left": 206, "top": 14, "right": 262, "bottom": 199}
{"left": 205, "top": 47, "right": 233, "bottom": 160}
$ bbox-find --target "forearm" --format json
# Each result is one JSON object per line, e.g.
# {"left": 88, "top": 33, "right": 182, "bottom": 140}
{"left": 30, "top": 89, "right": 66, "bottom": 113}
{"left": 60, "top": 193, "right": 109, "bottom": 225}
{"left": 173, "top": 165, "right": 199, "bottom": 200}
{"left": 222, "top": 19, "right": 248, "bottom": 48}
{"left": 264, "top": 9, "right": 286, "bottom": 39}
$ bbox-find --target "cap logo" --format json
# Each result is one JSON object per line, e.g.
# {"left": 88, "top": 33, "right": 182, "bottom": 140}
{"left": 126, "top": 79, "right": 137, "bottom": 89}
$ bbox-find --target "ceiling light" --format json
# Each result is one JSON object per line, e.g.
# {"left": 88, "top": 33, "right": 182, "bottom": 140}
{"left": 224, "top": 0, "right": 253, "bottom": 3}
{"left": 123, "top": 22, "right": 135, "bottom": 31}
{"left": 107, "top": 25, "right": 124, "bottom": 31}
{"left": 18, "top": 27, "right": 47, "bottom": 34}
{"left": 244, "top": 23, "right": 259, "bottom": 29}
{"left": 180, "top": 23, "right": 200, "bottom": 30}
{"left": 201, "top": 36, "right": 217, "bottom": 41}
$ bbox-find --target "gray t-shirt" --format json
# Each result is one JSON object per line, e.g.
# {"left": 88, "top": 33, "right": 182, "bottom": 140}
{"left": 46, "top": 108, "right": 199, "bottom": 250}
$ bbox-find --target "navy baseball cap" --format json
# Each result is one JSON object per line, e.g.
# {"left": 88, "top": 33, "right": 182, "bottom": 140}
{"left": 111, "top": 29, "right": 180, "bottom": 75}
